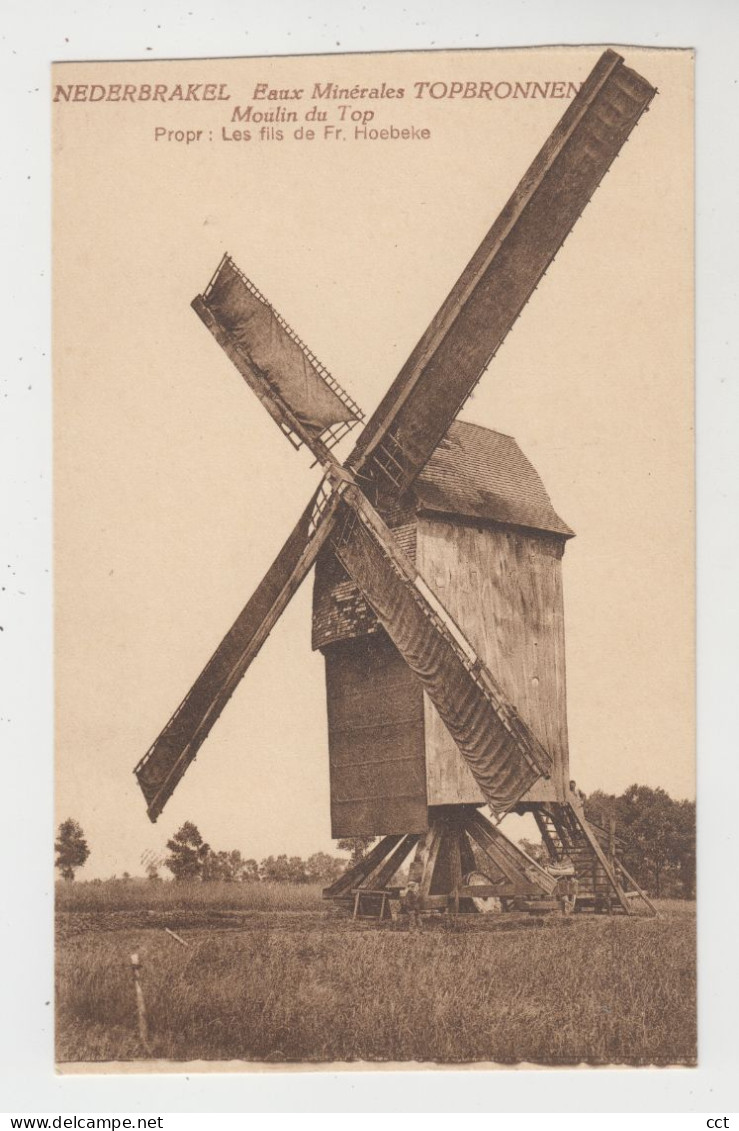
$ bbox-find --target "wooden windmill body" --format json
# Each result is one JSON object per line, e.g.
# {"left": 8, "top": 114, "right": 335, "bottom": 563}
{"left": 134, "top": 51, "right": 659, "bottom": 918}
{"left": 313, "top": 421, "right": 573, "bottom": 836}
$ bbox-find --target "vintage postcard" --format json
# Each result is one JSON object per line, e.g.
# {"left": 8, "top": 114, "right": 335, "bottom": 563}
{"left": 53, "top": 44, "right": 694, "bottom": 1069}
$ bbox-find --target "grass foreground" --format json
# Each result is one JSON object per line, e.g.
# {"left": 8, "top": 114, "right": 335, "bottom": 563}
{"left": 56, "top": 881, "right": 696, "bottom": 1067}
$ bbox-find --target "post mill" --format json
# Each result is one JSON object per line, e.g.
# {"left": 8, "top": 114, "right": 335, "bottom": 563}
{"left": 134, "top": 50, "right": 658, "bottom": 918}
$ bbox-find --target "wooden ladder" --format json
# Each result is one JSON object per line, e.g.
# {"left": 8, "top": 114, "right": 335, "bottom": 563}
{"left": 532, "top": 799, "right": 657, "bottom": 916}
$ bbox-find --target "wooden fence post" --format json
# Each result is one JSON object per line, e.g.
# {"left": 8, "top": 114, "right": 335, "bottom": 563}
{"left": 130, "top": 952, "right": 152, "bottom": 1055}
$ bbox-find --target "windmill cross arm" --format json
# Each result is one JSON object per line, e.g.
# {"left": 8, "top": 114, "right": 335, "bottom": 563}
{"left": 133, "top": 482, "right": 342, "bottom": 821}
{"left": 347, "top": 49, "right": 657, "bottom": 498}
{"left": 139, "top": 47, "right": 657, "bottom": 828}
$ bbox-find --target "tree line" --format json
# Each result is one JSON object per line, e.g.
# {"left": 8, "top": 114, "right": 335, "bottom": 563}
{"left": 516, "top": 786, "right": 695, "bottom": 900}
{"left": 584, "top": 785, "right": 695, "bottom": 899}
{"left": 157, "top": 820, "right": 360, "bottom": 884}
{"left": 55, "top": 815, "right": 372, "bottom": 885}
{"left": 55, "top": 784, "right": 695, "bottom": 897}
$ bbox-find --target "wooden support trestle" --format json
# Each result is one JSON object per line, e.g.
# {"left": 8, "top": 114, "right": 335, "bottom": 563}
{"left": 325, "top": 806, "right": 553, "bottom": 917}
{"left": 324, "top": 799, "right": 658, "bottom": 918}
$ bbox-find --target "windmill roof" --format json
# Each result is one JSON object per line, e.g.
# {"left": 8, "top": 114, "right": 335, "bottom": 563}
{"left": 415, "top": 421, "right": 574, "bottom": 538}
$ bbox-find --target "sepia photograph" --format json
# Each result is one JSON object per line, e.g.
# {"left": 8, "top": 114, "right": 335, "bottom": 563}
{"left": 52, "top": 43, "right": 695, "bottom": 1070}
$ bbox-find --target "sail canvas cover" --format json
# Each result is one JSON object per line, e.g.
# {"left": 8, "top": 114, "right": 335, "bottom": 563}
{"left": 203, "top": 256, "right": 360, "bottom": 436}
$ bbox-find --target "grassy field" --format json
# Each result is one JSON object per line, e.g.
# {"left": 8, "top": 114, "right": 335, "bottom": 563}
{"left": 56, "top": 881, "right": 696, "bottom": 1066}
{"left": 56, "top": 877, "right": 326, "bottom": 914}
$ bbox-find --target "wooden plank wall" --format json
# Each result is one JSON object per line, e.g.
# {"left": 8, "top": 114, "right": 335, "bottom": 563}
{"left": 417, "top": 518, "right": 570, "bottom": 806}
{"left": 324, "top": 631, "right": 429, "bottom": 837}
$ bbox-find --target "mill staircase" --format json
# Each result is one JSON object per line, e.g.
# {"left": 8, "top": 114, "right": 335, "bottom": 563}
{"left": 525, "top": 794, "right": 657, "bottom": 916}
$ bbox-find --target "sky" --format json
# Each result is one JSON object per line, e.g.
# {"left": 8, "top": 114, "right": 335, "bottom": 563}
{"left": 52, "top": 46, "right": 693, "bottom": 879}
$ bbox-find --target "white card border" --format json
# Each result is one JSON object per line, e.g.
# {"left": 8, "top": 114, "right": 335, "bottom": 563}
{"left": 2, "top": 0, "right": 736, "bottom": 1114}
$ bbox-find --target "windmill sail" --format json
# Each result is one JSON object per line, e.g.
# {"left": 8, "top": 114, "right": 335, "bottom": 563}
{"left": 333, "top": 487, "right": 553, "bottom": 817}
{"left": 134, "top": 484, "right": 341, "bottom": 821}
{"left": 193, "top": 256, "right": 363, "bottom": 457}
{"left": 138, "top": 49, "right": 656, "bottom": 827}
{"left": 350, "top": 49, "right": 656, "bottom": 495}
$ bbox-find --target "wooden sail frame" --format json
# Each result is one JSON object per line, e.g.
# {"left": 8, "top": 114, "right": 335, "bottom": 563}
{"left": 134, "top": 51, "right": 659, "bottom": 918}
